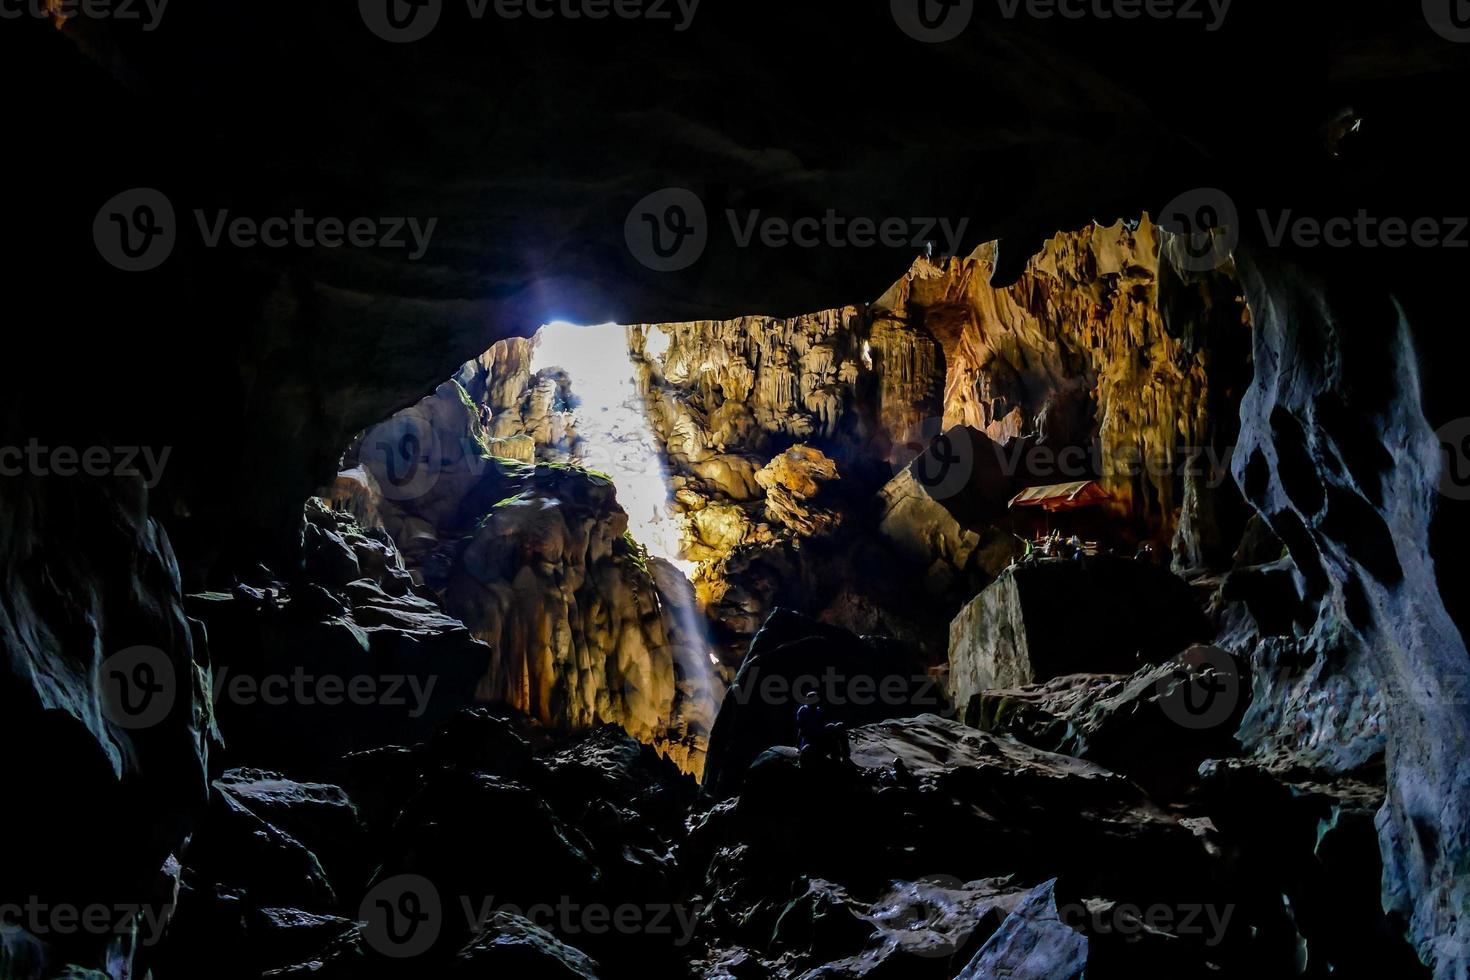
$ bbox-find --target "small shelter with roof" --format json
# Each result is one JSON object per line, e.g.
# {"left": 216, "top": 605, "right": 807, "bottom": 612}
{"left": 1007, "top": 480, "right": 1114, "bottom": 545}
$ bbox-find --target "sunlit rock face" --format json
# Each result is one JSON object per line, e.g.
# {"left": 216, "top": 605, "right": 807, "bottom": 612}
{"left": 326, "top": 373, "right": 716, "bottom": 777}
{"left": 442, "top": 466, "right": 714, "bottom": 776}
{"left": 875, "top": 217, "right": 1251, "bottom": 547}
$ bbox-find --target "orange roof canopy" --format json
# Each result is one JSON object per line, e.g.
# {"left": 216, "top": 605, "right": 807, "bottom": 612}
{"left": 1007, "top": 480, "right": 1112, "bottom": 513}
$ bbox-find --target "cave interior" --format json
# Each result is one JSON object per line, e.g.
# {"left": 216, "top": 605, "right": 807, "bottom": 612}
{"left": 3, "top": 3, "right": 1470, "bottom": 979}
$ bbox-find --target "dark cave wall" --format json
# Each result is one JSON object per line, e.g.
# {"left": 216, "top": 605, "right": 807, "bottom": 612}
{"left": 1229, "top": 242, "right": 1470, "bottom": 972}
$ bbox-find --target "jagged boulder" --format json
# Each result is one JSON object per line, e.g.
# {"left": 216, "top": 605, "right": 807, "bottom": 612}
{"left": 947, "top": 557, "right": 1212, "bottom": 722}
{"left": 689, "top": 714, "right": 1221, "bottom": 977}
{"left": 972, "top": 646, "right": 1251, "bottom": 797}
{"left": 185, "top": 503, "right": 491, "bottom": 773}
{"left": 754, "top": 445, "right": 843, "bottom": 538}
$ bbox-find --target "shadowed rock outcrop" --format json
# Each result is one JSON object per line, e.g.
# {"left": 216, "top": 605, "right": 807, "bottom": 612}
{"left": 947, "top": 556, "right": 1212, "bottom": 722}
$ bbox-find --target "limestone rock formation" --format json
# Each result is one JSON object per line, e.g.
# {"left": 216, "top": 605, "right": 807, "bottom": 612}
{"left": 875, "top": 217, "right": 1251, "bottom": 548}
{"left": 753, "top": 445, "right": 842, "bottom": 537}
{"left": 441, "top": 464, "right": 716, "bottom": 775}
{"left": 329, "top": 378, "right": 718, "bottom": 777}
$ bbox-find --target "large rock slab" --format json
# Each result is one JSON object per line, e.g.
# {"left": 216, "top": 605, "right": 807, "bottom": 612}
{"left": 701, "top": 610, "right": 945, "bottom": 799}
{"left": 947, "top": 557, "right": 1211, "bottom": 721}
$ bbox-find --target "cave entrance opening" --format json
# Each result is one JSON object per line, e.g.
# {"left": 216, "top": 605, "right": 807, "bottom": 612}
{"left": 530, "top": 320, "right": 693, "bottom": 578}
